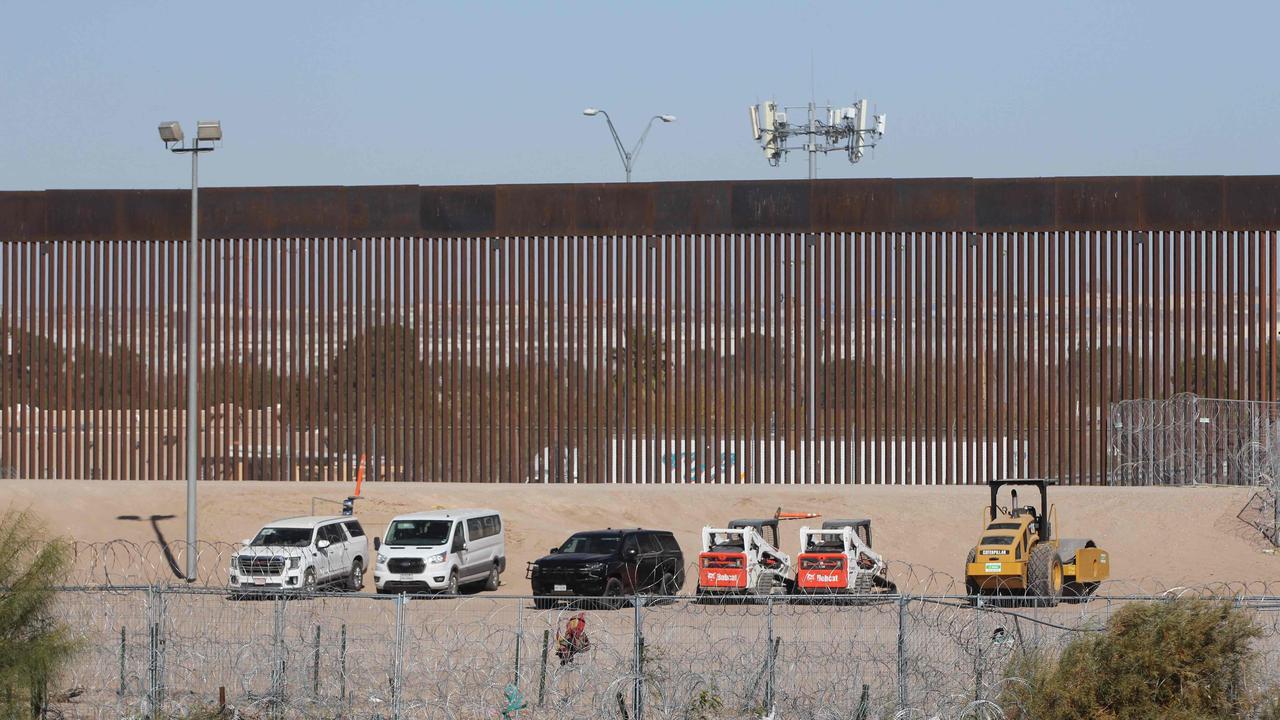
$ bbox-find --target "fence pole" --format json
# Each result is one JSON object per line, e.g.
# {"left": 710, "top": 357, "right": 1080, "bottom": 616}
{"left": 513, "top": 601, "right": 524, "bottom": 687}
{"left": 118, "top": 626, "right": 126, "bottom": 701}
{"left": 765, "top": 597, "right": 775, "bottom": 712}
{"left": 270, "top": 596, "right": 286, "bottom": 711}
{"left": 392, "top": 593, "right": 406, "bottom": 720}
{"left": 633, "top": 595, "right": 644, "bottom": 720}
{"left": 537, "top": 629, "right": 550, "bottom": 707}
{"left": 312, "top": 624, "right": 321, "bottom": 698}
{"left": 973, "top": 605, "right": 983, "bottom": 703}
{"left": 339, "top": 624, "right": 348, "bottom": 703}
{"left": 896, "top": 594, "right": 909, "bottom": 713}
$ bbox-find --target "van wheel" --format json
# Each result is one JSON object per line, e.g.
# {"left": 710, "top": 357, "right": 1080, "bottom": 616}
{"left": 443, "top": 570, "right": 459, "bottom": 596}
{"left": 302, "top": 568, "right": 317, "bottom": 593}
{"left": 348, "top": 560, "right": 364, "bottom": 592}
{"left": 483, "top": 565, "right": 500, "bottom": 592}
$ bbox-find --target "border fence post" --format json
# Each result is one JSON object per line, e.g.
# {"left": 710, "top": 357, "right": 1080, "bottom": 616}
{"left": 896, "top": 594, "right": 909, "bottom": 713}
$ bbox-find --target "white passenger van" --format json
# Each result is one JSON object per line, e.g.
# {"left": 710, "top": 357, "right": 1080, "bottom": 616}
{"left": 374, "top": 509, "right": 506, "bottom": 594}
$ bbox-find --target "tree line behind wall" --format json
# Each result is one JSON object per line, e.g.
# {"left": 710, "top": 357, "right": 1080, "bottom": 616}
{"left": 2, "top": 320, "right": 1275, "bottom": 483}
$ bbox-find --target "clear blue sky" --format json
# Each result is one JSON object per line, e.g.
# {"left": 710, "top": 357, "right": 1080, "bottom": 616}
{"left": 2, "top": 1, "right": 1277, "bottom": 191}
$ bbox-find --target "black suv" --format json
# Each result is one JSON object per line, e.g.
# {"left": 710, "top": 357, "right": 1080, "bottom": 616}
{"left": 527, "top": 529, "right": 685, "bottom": 609}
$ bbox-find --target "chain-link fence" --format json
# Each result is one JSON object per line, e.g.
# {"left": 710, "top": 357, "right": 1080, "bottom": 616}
{"left": 1109, "top": 394, "right": 1280, "bottom": 544}
{"left": 43, "top": 585, "right": 1280, "bottom": 720}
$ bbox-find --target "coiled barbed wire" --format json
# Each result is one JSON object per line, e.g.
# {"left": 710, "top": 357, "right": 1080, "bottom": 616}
{"left": 44, "top": 585, "right": 1280, "bottom": 720}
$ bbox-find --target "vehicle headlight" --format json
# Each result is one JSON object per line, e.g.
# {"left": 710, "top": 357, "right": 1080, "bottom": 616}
{"left": 230, "top": 556, "right": 239, "bottom": 570}
{"left": 289, "top": 557, "right": 301, "bottom": 570}
{"left": 377, "top": 553, "right": 388, "bottom": 565}
{"left": 428, "top": 552, "right": 447, "bottom": 564}
{"left": 583, "top": 562, "right": 605, "bottom": 574}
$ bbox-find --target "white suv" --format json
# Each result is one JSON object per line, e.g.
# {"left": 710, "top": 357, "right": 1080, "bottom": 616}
{"left": 230, "top": 516, "right": 369, "bottom": 592}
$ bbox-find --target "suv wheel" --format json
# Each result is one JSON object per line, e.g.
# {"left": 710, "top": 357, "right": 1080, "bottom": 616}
{"left": 483, "top": 565, "right": 500, "bottom": 592}
{"left": 348, "top": 560, "right": 364, "bottom": 592}
{"left": 601, "top": 577, "right": 626, "bottom": 611}
{"left": 302, "top": 568, "right": 317, "bottom": 593}
{"left": 660, "top": 572, "right": 677, "bottom": 597}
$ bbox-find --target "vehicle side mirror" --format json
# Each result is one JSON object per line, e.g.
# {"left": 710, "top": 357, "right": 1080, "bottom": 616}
{"left": 373, "top": 537, "right": 382, "bottom": 550}
{"left": 549, "top": 547, "right": 560, "bottom": 554}
{"left": 461, "top": 543, "right": 469, "bottom": 552}
{"left": 241, "top": 538, "right": 252, "bottom": 547}
{"left": 317, "top": 539, "right": 331, "bottom": 550}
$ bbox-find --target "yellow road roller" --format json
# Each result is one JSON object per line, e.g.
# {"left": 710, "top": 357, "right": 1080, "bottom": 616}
{"left": 964, "top": 479, "right": 1109, "bottom": 606}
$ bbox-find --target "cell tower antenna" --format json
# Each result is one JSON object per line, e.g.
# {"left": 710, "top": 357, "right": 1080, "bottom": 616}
{"left": 747, "top": 93, "right": 886, "bottom": 178}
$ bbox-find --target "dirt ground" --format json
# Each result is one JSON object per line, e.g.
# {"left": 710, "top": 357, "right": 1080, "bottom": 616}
{"left": 5, "top": 479, "right": 1278, "bottom": 592}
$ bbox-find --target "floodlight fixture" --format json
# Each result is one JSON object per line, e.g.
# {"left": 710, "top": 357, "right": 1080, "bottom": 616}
{"left": 196, "top": 120, "right": 222, "bottom": 141}
{"left": 158, "top": 121, "right": 184, "bottom": 144}
{"left": 659, "top": 115, "right": 676, "bottom": 122}
{"left": 582, "top": 108, "right": 600, "bottom": 116}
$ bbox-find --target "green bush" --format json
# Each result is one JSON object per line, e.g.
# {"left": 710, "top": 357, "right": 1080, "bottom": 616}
{"left": 0, "top": 510, "right": 75, "bottom": 719}
{"left": 1000, "top": 597, "right": 1272, "bottom": 720}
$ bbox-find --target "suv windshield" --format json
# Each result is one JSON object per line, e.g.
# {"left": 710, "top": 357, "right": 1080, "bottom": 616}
{"left": 251, "top": 527, "right": 312, "bottom": 547}
{"left": 559, "top": 535, "right": 621, "bottom": 555}
{"left": 386, "top": 520, "right": 453, "bottom": 546}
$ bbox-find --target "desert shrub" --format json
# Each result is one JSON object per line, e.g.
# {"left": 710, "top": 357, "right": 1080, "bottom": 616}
{"left": 0, "top": 510, "right": 75, "bottom": 719}
{"left": 1000, "top": 597, "right": 1275, "bottom": 720}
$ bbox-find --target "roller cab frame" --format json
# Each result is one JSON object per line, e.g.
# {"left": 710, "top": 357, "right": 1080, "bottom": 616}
{"left": 964, "top": 479, "right": 1110, "bottom": 606}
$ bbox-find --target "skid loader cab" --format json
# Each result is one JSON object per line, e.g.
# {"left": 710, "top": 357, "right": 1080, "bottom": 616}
{"left": 729, "top": 519, "right": 781, "bottom": 551}
{"left": 822, "top": 519, "right": 872, "bottom": 549}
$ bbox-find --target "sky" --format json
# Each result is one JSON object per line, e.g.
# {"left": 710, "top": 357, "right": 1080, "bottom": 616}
{"left": 1, "top": 1, "right": 1277, "bottom": 191}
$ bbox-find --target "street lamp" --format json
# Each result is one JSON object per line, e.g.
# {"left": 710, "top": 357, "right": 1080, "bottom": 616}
{"left": 582, "top": 108, "right": 676, "bottom": 182}
{"left": 157, "top": 119, "right": 221, "bottom": 582}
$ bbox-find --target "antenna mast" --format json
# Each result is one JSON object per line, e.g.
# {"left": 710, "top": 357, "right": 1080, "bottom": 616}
{"left": 748, "top": 98, "right": 886, "bottom": 178}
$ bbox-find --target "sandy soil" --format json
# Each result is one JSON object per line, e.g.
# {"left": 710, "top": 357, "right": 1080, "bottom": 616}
{"left": 3, "top": 479, "right": 1278, "bottom": 592}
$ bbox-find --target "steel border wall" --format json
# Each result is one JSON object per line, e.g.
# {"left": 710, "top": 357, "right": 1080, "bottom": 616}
{"left": 1, "top": 177, "right": 1277, "bottom": 483}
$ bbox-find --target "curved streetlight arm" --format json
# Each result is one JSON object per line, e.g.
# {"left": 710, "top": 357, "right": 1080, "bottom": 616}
{"left": 595, "top": 110, "right": 632, "bottom": 175}
{"left": 628, "top": 116, "right": 666, "bottom": 176}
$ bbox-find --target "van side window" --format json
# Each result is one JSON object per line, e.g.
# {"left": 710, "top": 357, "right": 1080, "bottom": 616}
{"left": 451, "top": 523, "right": 465, "bottom": 552}
{"left": 467, "top": 518, "right": 483, "bottom": 539}
{"left": 484, "top": 515, "right": 501, "bottom": 537}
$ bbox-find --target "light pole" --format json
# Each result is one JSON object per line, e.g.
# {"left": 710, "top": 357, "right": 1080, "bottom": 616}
{"left": 582, "top": 108, "right": 675, "bottom": 182}
{"left": 158, "top": 120, "right": 221, "bottom": 582}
